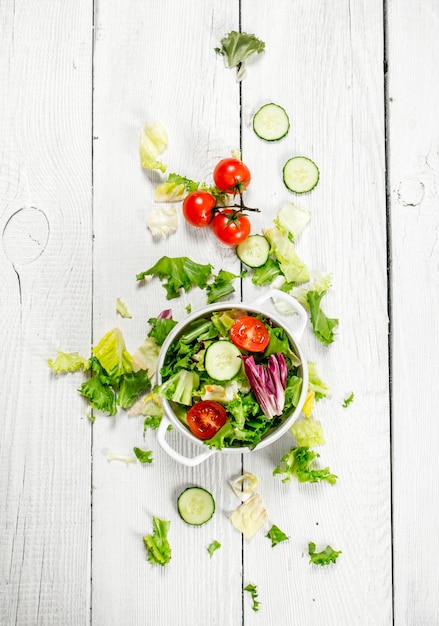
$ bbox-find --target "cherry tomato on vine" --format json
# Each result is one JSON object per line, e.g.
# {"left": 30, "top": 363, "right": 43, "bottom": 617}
{"left": 186, "top": 401, "right": 227, "bottom": 439}
{"left": 229, "top": 316, "right": 270, "bottom": 353}
{"left": 182, "top": 190, "right": 216, "bottom": 227}
{"left": 211, "top": 209, "right": 251, "bottom": 246}
{"left": 213, "top": 158, "right": 251, "bottom": 194}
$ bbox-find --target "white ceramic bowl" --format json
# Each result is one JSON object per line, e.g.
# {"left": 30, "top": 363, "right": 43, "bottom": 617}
{"left": 156, "top": 289, "right": 309, "bottom": 466}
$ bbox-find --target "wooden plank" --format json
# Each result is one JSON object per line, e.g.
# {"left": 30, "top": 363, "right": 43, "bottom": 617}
{"left": 91, "top": 2, "right": 245, "bottom": 624}
{"left": 0, "top": 1, "right": 92, "bottom": 624}
{"left": 387, "top": 2, "right": 439, "bottom": 624}
{"left": 240, "top": 1, "right": 392, "bottom": 623}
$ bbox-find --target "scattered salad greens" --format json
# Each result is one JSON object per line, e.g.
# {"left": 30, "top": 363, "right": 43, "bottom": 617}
{"left": 206, "top": 269, "right": 246, "bottom": 304}
{"left": 143, "top": 517, "right": 171, "bottom": 566}
{"left": 207, "top": 540, "right": 221, "bottom": 558}
{"left": 133, "top": 447, "right": 153, "bottom": 464}
{"left": 273, "top": 446, "right": 337, "bottom": 485}
{"left": 244, "top": 583, "right": 260, "bottom": 612}
{"left": 307, "top": 290, "right": 338, "bottom": 345}
{"left": 115, "top": 297, "right": 132, "bottom": 318}
{"left": 343, "top": 392, "right": 355, "bottom": 408}
{"left": 265, "top": 524, "right": 289, "bottom": 547}
{"left": 215, "top": 31, "right": 265, "bottom": 81}
{"left": 308, "top": 542, "right": 342, "bottom": 566}
{"left": 137, "top": 256, "right": 212, "bottom": 300}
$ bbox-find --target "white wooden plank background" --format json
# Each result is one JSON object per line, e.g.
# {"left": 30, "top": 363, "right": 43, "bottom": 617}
{"left": 1, "top": 0, "right": 438, "bottom": 624}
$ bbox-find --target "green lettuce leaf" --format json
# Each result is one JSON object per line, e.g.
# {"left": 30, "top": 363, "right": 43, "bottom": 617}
{"left": 244, "top": 583, "right": 260, "bottom": 612}
{"left": 48, "top": 350, "right": 89, "bottom": 373}
{"left": 117, "top": 369, "right": 151, "bottom": 409}
{"left": 273, "top": 446, "right": 337, "bottom": 485}
{"left": 251, "top": 257, "right": 282, "bottom": 286}
{"left": 215, "top": 31, "right": 265, "bottom": 81}
{"left": 307, "top": 291, "right": 338, "bottom": 345}
{"left": 80, "top": 357, "right": 117, "bottom": 415}
{"left": 137, "top": 256, "right": 212, "bottom": 299}
{"left": 93, "top": 328, "right": 133, "bottom": 382}
{"left": 143, "top": 517, "right": 171, "bottom": 566}
{"left": 274, "top": 203, "right": 311, "bottom": 241}
{"left": 343, "top": 392, "right": 355, "bottom": 408}
{"left": 133, "top": 447, "right": 153, "bottom": 464}
{"left": 207, "top": 540, "right": 221, "bottom": 558}
{"left": 206, "top": 269, "right": 246, "bottom": 303}
{"left": 290, "top": 418, "right": 325, "bottom": 447}
{"left": 264, "top": 227, "right": 310, "bottom": 284}
{"left": 158, "top": 369, "right": 200, "bottom": 405}
{"left": 147, "top": 316, "right": 178, "bottom": 346}
{"left": 308, "top": 542, "right": 342, "bottom": 566}
{"left": 307, "top": 362, "right": 330, "bottom": 400}
{"left": 140, "top": 122, "right": 168, "bottom": 172}
{"left": 265, "top": 524, "right": 289, "bottom": 547}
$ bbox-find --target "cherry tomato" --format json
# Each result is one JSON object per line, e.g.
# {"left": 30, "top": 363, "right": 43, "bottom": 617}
{"left": 230, "top": 316, "right": 270, "bottom": 352}
{"left": 182, "top": 190, "right": 216, "bottom": 227}
{"left": 211, "top": 209, "right": 251, "bottom": 246}
{"left": 213, "top": 158, "right": 251, "bottom": 194}
{"left": 186, "top": 401, "right": 227, "bottom": 439}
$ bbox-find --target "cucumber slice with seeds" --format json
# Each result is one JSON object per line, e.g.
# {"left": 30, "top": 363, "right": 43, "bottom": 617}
{"left": 178, "top": 487, "right": 215, "bottom": 526}
{"left": 205, "top": 341, "right": 242, "bottom": 381}
{"left": 253, "top": 103, "right": 290, "bottom": 141}
{"left": 237, "top": 234, "right": 270, "bottom": 268}
{"left": 283, "top": 156, "right": 320, "bottom": 194}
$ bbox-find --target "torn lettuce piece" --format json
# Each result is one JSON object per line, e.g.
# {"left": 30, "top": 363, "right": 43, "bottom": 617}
{"left": 343, "top": 392, "right": 355, "bottom": 408}
{"left": 207, "top": 540, "right": 221, "bottom": 558}
{"left": 154, "top": 180, "right": 187, "bottom": 203}
{"left": 244, "top": 584, "right": 260, "bottom": 612}
{"left": 264, "top": 227, "right": 310, "bottom": 284}
{"left": 206, "top": 269, "right": 246, "bottom": 304}
{"left": 273, "top": 446, "right": 337, "bottom": 485}
{"left": 158, "top": 369, "right": 200, "bottom": 406}
{"left": 307, "top": 362, "right": 330, "bottom": 400}
{"left": 308, "top": 542, "right": 342, "bottom": 566}
{"left": 48, "top": 350, "right": 89, "bottom": 373}
{"left": 140, "top": 122, "right": 168, "bottom": 172}
{"left": 215, "top": 30, "right": 265, "bottom": 81}
{"left": 290, "top": 417, "right": 325, "bottom": 447}
{"left": 143, "top": 517, "right": 171, "bottom": 566}
{"left": 80, "top": 357, "right": 117, "bottom": 415}
{"left": 307, "top": 290, "right": 338, "bottom": 345}
{"left": 290, "top": 272, "right": 333, "bottom": 310}
{"left": 133, "top": 447, "right": 153, "bottom": 464}
{"left": 137, "top": 256, "right": 212, "bottom": 300}
{"left": 147, "top": 315, "right": 178, "bottom": 346}
{"left": 147, "top": 205, "right": 178, "bottom": 237}
{"left": 132, "top": 337, "right": 160, "bottom": 376}
{"left": 117, "top": 369, "right": 151, "bottom": 409}
{"left": 116, "top": 297, "right": 132, "bottom": 319}
{"left": 274, "top": 203, "right": 311, "bottom": 241}
{"left": 93, "top": 328, "right": 133, "bottom": 382}
{"left": 265, "top": 524, "right": 289, "bottom": 547}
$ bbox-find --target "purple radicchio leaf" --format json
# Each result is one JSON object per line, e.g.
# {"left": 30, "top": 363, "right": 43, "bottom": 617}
{"left": 241, "top": 353, "right": 288, "bottom": 420}
{"left": 158, "top": 309, "right": 172, "bottom": 319}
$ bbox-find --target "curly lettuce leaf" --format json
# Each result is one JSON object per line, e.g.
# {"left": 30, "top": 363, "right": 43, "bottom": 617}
{"left": 251, "top": 257, "right": 282, "bottom": 286}
{"left": 118, "top": 369, "right": 151, "bottom": 409}
{"left": 48, "top": 350, "right": 89, "bottom": 373}
{"left": 80, "top": 357, "right": 117, "bottom": 415}
{"left": 308, "top": 542, "right": 342, "bottom": 566}
{"left": 140, "top": 122, "right": 168, "bottom": 172}
{"left": 244, "top": 583, "right": 261, "bottom": 612}
{"left": 273, "top": 446, "right": 337, "bottom": 484}
{"left": 215, "top": 31, "right": 265, "bottom": 81}
{"left": 147, "top": 316, "right": 178, "bottom": 346}
{"left": 133, "top": 447, "right": 153, "bottom": 464}
{"left": 265, "top": 524, "right": 289, "bottom": 547}
{"left": 264, "top": 227, "right": 310, "bottom": 284}
{"left": 137, "top": 256, "right": 212, "bottom": 299}
{"left": 207, "top": 540, "right": 221, "bottom": 558}
{"left": 143, "top": 517, "right": 171, "bottom": 566}
{"left": 307, "top": 290, "right": 338, "bottom": 345}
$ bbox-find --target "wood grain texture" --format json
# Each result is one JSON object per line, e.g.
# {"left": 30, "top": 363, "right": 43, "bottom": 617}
{"left": 0, "top": 0, "right": 92, "bottom": 624}
{"left": 387, "top": 2, "right": 439, "bottom": 624}
{"left": 240, "top": 0, "right": 391, "bottom": 624}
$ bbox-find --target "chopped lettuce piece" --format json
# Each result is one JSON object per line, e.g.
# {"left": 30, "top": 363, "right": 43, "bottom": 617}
{"left": 207, "top": 540, "right": 221, "bottom": 558}
{"left": 93, "top": 328, "right": 133, "bottom": 382}
{"left": 133, "top": 447, "right": 153, "bottom": 464}
{"left": 308, "top": 542, "right": 342, "bottom": 566}
{"left": 206, "top": 269, "right": 246, "bottom": 303}
{"left": 274, "top": 203, "right": 311, "bottom": 240}
{"left": 343, "top": 392, "right": 355, "bottom": 408}
{"left": 166, "top": 172, "right": 199, "bottom": 193}
{"left": 143, "top": 517, "right": 171, "bottom": 566}
{"left": 307, "top": 291, "right": 338, "bottom": 345}
{"left": 137, "top": 256, "right": 212, "bottom": 300}
{"left": 265, "top": 524, "right": 289, "bottom": 547}
{"left": 273, "top": 446, "right": 337, "bottom": 484}
{"left": 146, "top": 205, "right": 178, "bottom": 237}
{"left": 147, "top": 316, "right": 178, "bottom": 346}
{"left": 140, "top": 122, "right": 168, "bottom": 172}
{"left": 290, "top": 418, "right": 325, "bottom": 447}
{"left": 48, "top": 350, "right": 89, "bottom": 373}
{"left": 154, "top": 180, "right": 186, "bottom": 203}
{"left": 290, "top": 272, "right": 333, "bottom": 310}
{"left": 230, "top": 493, "right": 268, "bottom": 539}
{"left": 308, "top": 362, "right": 330, "bottom": 400}
{"left": 80, "top": 357, "right": 117, "bottom": 415}
{"left": 244, "top": 584, "right": 260, "bottom": 612}
{"left": 117, "top": 369, "right": 151, "bottom": 409}
{"left": 215, "top": 31, "right": 265, "bottom": 81}
{"left": 132, "top": 337, "right": 160, "bottom": 376}
{"left": 251, "top": 257, "right": 282, "bottom": 286}
{"left": 115, "top": 297, "right": 132, "bottom": 319}
{"left": 264, "top": 227, "right": 310, "bottom": 284}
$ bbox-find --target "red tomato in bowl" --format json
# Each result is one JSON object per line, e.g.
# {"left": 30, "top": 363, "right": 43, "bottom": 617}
{"left": 213, "top": 158, "right": 251, "bottom": 194}
{"left": 230, "top": 316, "right": 270, "bottom": 352}
{"left": 183, "top": 190, "right": 216, "bottom": 227}
{"left": 211, "top": 209, "right": 251, "bottom": 246}
{"left": 186, "top": 401, "right": 227, "bottom": 439}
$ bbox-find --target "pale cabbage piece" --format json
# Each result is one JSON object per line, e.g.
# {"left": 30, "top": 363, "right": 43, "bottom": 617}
{"left": 116, "top": 297, "right": 132, "bottom": 318}
{"left": 146, "top": 205, "right": 178, "bottom": 237}
{"left": 131, "top": 337, "right": 160, "bottom": 376}
{"left": 230, "top": 473, "right": 259, "bottom": 502}
{"left": 102, "top": 447, "right": 137, "bottom": 464}
{"left": 140, "top": 122, "right": 168, "bottom": 172}
{"left": 275, "top": 203, "right": 311, "bottom": 240}
{"left": 230, "top": 493, "right": 268, "bottom": 539}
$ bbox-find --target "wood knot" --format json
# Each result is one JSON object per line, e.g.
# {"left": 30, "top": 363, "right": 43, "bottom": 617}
{"left": 2, "top": 207, "right": 50, "bottom": 267}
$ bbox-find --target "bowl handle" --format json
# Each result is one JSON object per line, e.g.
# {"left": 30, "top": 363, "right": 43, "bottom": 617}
{"left": 250, "top": 289, "right": 308, "bottom": 342}
{"left": 157, "top": 416, "right": 216, "bottom": 467}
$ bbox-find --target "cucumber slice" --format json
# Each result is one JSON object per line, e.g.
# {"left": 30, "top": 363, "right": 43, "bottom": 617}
{"left": 253, "top": 103, "right": 290, "bottom": 141}
{"left": 177, "top": 487, "right": 215, "bottom": 525}
{"left": 283, "top": 156, "right": 320, "bottom": 194}
{"left": 237, "top": 234, "right": 270, "bottom": 268}
{"left": 204, "top": 341, "right": 241, "bottom": 381}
